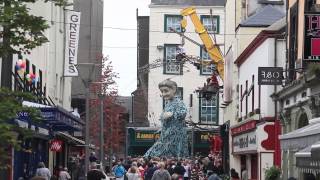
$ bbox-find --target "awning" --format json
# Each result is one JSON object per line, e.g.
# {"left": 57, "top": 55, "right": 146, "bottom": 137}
{"left": 56, "top": 132, "right": 95, "bottom": 149}
{"left": 40, "top": 106, "right": 84, "bottom": 131}
{"left": 295, "top": 144, "right": 320, "bottom": 174}
{"left": 56, "top": 132, "right": 85, "bottom": 145}
{"left": 279, "top": 118, "right": 320, "bottom": 150}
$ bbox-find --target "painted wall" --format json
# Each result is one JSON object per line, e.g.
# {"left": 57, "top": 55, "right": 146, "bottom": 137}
{"left": 148, "top": 5, "right": 225, "bottom": 126}
{"left": 11, "top": 1, "right": 73, "bottom": 109}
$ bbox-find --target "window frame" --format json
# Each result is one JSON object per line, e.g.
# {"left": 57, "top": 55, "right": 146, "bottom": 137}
{"left": 163, "top": 44, "right": 183, "bottom": 75}
{"left": 164, "top": 15, "right": 183, "bottom": 33}
{"left": 200, "top": 15, "right": 220, "bottom": 34}
{"left": 200, "top": 47, "right": 215, "bottom": 75}
{"left": 199, "top": 96, "right": 219, "bottom": 125}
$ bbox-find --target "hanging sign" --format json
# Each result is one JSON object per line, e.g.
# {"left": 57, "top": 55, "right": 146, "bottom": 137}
{"left": 304, "top": 13, "right": 320, "bottom": 61}
{"left": 258, "top": 67, "right": 283, "bottom": 85}
{"left": 64, "top": 11, "right": 81, "bottom": 76}
{"left": 50, "top": 140, "right": 63, "bottom": 152}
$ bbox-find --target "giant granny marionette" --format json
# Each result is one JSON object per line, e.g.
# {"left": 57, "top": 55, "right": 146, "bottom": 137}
{"left": 144, "top": 79, "right": 189, "bottom": 158}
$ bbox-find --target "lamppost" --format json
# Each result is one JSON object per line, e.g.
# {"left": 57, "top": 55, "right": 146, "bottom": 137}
{"left": 77, "top": 63, "right": 96, "bottom": 177}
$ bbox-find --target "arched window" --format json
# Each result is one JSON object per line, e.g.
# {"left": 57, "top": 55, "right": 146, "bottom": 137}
{"left": 298, "top": 113, "right": 309, "bottom": 129}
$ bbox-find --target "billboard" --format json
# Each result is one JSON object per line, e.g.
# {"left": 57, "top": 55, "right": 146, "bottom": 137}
{"left": 304, "top": 13, "right": 320, "bottom": 61}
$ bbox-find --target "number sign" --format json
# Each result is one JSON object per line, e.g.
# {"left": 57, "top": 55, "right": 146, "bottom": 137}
{"left": 258, "top": 67, "right": 283, "bottom": 85}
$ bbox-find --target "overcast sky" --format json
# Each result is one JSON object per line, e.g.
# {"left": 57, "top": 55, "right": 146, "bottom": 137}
{"left": 103, "top": 0, "right": 150, "bottom": 96}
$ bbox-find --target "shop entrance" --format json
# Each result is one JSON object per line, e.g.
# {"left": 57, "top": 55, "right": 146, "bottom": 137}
{"left": 251, "top": 154, "right": 258, "bottom": 180}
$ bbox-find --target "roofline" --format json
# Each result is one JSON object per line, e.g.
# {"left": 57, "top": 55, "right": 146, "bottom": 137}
{"left": 234, "top": 30, "right": 284, "bottom": 67}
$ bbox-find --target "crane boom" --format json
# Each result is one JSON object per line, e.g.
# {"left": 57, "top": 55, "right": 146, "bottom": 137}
{"left": 180, "top": 7, "right": 224, "bottom": 80}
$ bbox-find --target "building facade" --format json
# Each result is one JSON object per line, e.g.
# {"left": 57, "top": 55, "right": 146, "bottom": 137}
{"left": 148, "top": 0, "right": 225, "bottom": 128}
{"left": 276, "top": 0, "right": 320, "bottom": 179}
{"left": 222, "top": 0, "right": 286, "bottom": 178}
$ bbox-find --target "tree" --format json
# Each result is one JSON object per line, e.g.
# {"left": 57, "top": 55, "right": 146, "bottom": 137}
{"left": 0, "top": 88, "right": 41, "bottom": 169}
{"left": 0, "top": 0, "right": 68, "bottom": 87}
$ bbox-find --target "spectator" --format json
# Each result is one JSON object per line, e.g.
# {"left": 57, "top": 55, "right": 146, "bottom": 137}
{"left": 58, "top": 167, "right": 71, "bottom": 180}
{"left": 126, "top": 163, "right": 140, "bottom": 180}
{"left": 145, "top": 162, "right": 158, "bottom": 180}
{"left": 113, "top": 160, "right": 127, "bottom": 180}
{"left": 35, "top": 162, "right": 51, "bottom": 180}
{"left": 89, "top": 152, "right": 98, "bottom": 163}
{"left": 151, "top": 162, "right": 171, "bottom": 180}
{"left": 230, "top": 168, "right": 240, "bottom": 180}
{"left": 183, "top": 160, "right": 190, "bottom": 180}
{"left": 173, "top": 161, "right": 186, "bottom": 177}
{"left": 87, "top": 162, "right": 107, "bottom": 180}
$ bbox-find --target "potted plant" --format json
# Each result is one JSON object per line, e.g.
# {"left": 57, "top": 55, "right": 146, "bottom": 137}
{"left": 265, "top": 166, "right": 281, "bottom": 180}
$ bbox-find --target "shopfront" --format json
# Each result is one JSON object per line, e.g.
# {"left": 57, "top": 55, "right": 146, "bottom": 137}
{"left": 12, "top": 105, "right": 84, "bottom": 180}
{"left": 127, "top": 127, "right": 219, "bottom": 157}
{"left": 231, "top": 120, "right": 276, "bottom": 180}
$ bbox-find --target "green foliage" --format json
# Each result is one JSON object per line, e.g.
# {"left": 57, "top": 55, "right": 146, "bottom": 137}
{"left": 0, "top": 88, "right": 42, "bottom": 169}
{"left": 265, "top": 166, "right": 281, "bottom": 180}
{"left": 0, "top": 0, "right": 69, "bottom": 57}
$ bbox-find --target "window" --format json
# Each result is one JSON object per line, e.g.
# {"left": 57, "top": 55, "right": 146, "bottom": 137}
{"left": 200, "top": 15, "right": 219, "bottom": 33}
{"left": 163, "top": 87, "right": 183, "bottom": 109}
{"left": 165, "top": 15, "right": 182, "bottom": 32}
{"left": 200, "top": 48, "right": 215, "bottom": 75}
{"left": 305, "top": 0, "right": 316, "bottom": 11}
{"left": 199, "top": 98, "right": 218, "bottom": 125}
{"left": 164, "top": 45, "right": 182, "bottom": 74}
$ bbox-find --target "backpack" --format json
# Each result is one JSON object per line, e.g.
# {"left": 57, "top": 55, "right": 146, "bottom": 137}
{"left": 114, "top": 165, "right": 125, "bottom": 177}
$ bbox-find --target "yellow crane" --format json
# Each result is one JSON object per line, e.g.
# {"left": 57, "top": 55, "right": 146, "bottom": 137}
{"left": 180, "top": 7, "right": 224, "bottom": 80}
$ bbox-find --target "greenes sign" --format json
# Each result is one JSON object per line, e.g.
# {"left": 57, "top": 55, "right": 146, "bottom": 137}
{"left": 135, "top": 132, "right": 160, "bottom": 142}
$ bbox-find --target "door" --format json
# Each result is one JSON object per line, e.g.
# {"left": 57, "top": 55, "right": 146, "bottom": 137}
{"left": 251, "top": 154, "right": 258, "bottom": 180}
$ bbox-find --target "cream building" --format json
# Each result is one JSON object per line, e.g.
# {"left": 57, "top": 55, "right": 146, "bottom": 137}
{"left": 148, "top": 0, "right": 225, "bottom": 129}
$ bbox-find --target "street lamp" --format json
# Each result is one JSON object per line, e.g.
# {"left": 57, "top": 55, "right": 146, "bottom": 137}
{"left": 76, "top": 63, "right": 97, "bottom": 177}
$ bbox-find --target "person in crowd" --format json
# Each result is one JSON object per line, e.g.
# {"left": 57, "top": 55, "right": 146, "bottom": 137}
{"left": 113, "top": 160, "right": 127, "bottom": 180}
{"left": 182, "top": 160, "right": 190, "bottom": 180}
{"left": 58, "top": 167, "right": 71, "bottom": 180}
{"left": 230, "top": 168, "right": 240, "bottom": 180}
{"left": 35, "top": 162, "right": 51, "bottom": 180}
{"left": 89, "top": 152, "right": 98, "bottom": 163}
{"left": 126, "top": 162, "right": 141, "bottom": 180}
{"left": 145, "top": 161, "right": 158, "bottom": 180}
{"left": 87, "top": 162, "right": 107, "bottom": 180}
{"left": 241, "top": 167, "right": 248, "bottom": 180}
{"left": 173, "top": 161, "right": 186, "bottom": 177}
{"left": 151, "top": 162, "right": 171, "bottom": 180}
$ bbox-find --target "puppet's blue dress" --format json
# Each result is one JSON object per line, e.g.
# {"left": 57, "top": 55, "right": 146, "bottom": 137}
{"left": 144, "top": 97, "right": 189, "bottom": 158}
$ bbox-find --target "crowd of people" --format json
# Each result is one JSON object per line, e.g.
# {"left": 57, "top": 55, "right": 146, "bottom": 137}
{"left": 107, "top": 154, "right": 231, "bottom": 180}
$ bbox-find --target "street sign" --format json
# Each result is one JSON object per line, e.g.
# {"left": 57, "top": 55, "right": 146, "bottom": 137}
{"left": 258, "top": 67, "right": 283, "bottom": 85}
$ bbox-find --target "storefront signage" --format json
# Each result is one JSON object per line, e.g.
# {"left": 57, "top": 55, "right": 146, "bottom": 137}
{"left": 200, "top": 132, "right": 215, "bottom": 142}
{"left": 258, "top": 67, "right": 283, "bottom": 85}
{"left": 231, "top": 120, "right": 257, "bottom": 136}
{"left": 64, "top": 11, "right": 81, "bottom": 76}
{"left": 135, "top": 132, "right": 160, "bottom": 142}
{"left": 304, "top": 13, "right": 320, "bottom": 61}
{"left": 50, "top": 140, "right": 63, "bottom": 152}
{"left": 233, "top": 131, "right": 257, "bottom": 153}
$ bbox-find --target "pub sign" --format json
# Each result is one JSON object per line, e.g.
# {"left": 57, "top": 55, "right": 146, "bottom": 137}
{"left": 258, "top": 67, "right": 283, "bottom": 85}
{"left": 304, "top": 13, "right": 320, "bottom": 61}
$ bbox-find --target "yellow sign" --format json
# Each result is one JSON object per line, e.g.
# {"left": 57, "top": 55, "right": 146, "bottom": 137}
{"left": 200, "top": 132, "right": 215, "bottom": 141}
{"left": 136, "top": 132, "right": 160, "bottom": 141}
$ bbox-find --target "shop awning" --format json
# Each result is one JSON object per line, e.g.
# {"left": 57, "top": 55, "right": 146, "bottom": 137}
{"left": 40, "top": 106, "right": 84, "bottom": 131}
{"left": 295, "top": 144, "right": 320, "bottom": 174}
{"left": 279, "top": 118, "right": 320, "bottom": 150}
{"left": 56, "top": 132, "right": 85, "bottom": 145}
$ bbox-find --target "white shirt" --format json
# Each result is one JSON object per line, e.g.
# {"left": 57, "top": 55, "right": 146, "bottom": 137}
{"left": 36, "top": 167, "right": 51, "bottom": 180}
